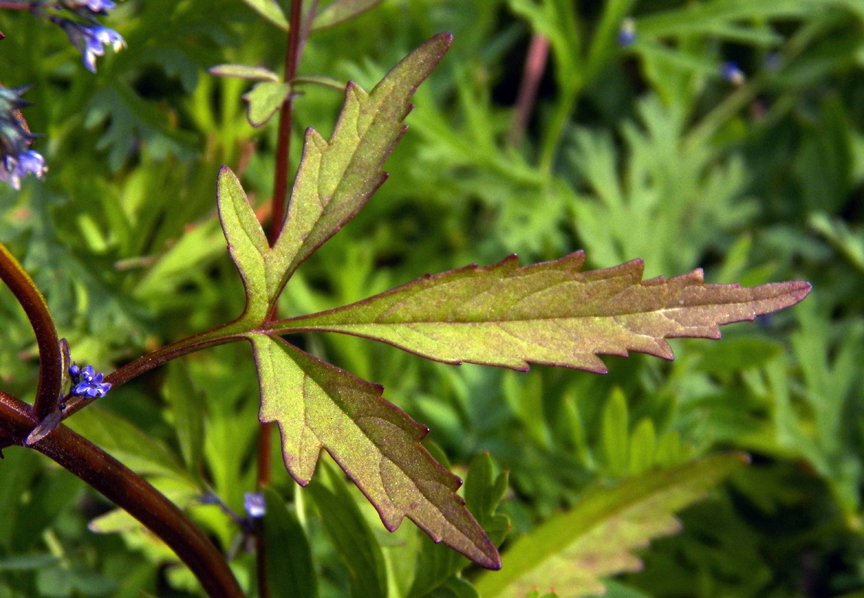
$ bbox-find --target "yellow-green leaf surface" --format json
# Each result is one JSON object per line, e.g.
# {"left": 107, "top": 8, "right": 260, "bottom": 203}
{"left": 269, "top": 251, "right": 811, "bottom": 372}
{"left": 215, "top": 36, "right": 451, "bottom": 321}
{"left": 248, "top": 334, "right": 500, "bottom": 570}
{"left": 474, "top": 454, "right": 748, "bottom": 598}
{"left": 215, "top": 166, "right": 271, "bottom": 324}
{"left": 270, "top": 33, "right": 452, "bottom": 289}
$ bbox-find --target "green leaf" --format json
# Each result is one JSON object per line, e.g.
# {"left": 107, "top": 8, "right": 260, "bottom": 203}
{"left": 474, "top": 454, "right": 748, "bottom": 598}
{"left": 209, "top": 64, "right": 281, "bottom": 82}
{"left": 65, "top": 407, "right": 196, "bottom": 484}
{"left": 243, "top": 81, "right": 292, "bottom": 127}
{"left": 248, "top": 334, "right": 500, "bottom": 570}
{"left": 241, "top": 0, "right": 289, "bottom": 30}
{"left": 215, "top": 166, "right": 271, "bottom": 324}
{"left": 269, "top": 252, "right": 811, "bottom": 373}
{"left": 164, "top": 361, "right": 206, "bottom": 474}
{"left": 602, "top": 388, "right": 629, "bottom": 478}
{"left": 307, "top": 460, "right": 387, "bottom": 598}
{"left": 270, "top": 33, "right": 452, "bottom": 288}
{"left": 313, "top": 0, "right": 385, "bottom": 30}
{"left": 262, "top": 487, "right": 319, "bottom": 598}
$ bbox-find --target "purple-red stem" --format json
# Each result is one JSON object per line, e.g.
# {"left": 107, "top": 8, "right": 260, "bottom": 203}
{"left": 0, "top": 391, "right": 244, "bottom": 598}
{"left": 256, "top": 1, "right": 306, "bottom": 595}
{"left": 0, "top": 245, "right": 61, "bottom": 420}
{"left": 508, "top": 33, "right": 550, "bottom": 147}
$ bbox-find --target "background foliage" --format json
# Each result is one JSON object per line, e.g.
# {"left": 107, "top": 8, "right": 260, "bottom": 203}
{"left": 0, "top": 0, "right": 862, "bottom": 596}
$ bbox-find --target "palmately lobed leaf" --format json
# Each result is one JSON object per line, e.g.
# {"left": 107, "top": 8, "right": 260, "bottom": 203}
{"left": 248, "top": 334, "right": 501, "bottom": 570}
{"left": 269, "top": 251, "right": 812, "bottom": 373}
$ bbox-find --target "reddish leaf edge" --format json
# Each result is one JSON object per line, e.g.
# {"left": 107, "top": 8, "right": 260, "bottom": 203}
{"left": 251, "top": 335, "right": 502, "bottom": 570}
{"left": 266, "top": 251, "right": 812, "bottom": 374}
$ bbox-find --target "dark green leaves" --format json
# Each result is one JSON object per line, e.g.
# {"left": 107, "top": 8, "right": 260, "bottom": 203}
{"left": 270, "top": 252, "right": 811, "bottom": 373}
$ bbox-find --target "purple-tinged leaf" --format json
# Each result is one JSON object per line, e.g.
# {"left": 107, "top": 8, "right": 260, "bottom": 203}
{"left": 269, "top": 252, "right": 811, "bottom": 373}
{"left": 248, "top": 334, "right": 501, "bottom": 570}
{"left": 215, "top": 166, "right": 271, "bottom": 324}
{"left": 312, "top": 0, "right": 384, "bottom": 30}
{"left": 209, "top": 64, "right": 280, "bottom": 82}
{"left": 269, "top": 33, "right": 452, "bottom": 295}
{"left": 243, "top": 81, "right": 292, "bottom": 127}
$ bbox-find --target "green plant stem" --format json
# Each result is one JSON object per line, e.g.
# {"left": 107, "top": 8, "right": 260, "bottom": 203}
{"left": 538, "top": 84, "right": 579, "bottom": 174}
{"left": 0, "top": 391, "right": 244, "bottom": 598}
{"left": 0, "top": 243, "right": 61, "bottom": 420}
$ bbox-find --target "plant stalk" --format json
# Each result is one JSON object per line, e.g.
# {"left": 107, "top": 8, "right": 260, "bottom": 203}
{"left": 0, "top": 391, "right": 244, "bottom": 598}
{"left": 0, "top": 243, "right": 61, "bottom": 420}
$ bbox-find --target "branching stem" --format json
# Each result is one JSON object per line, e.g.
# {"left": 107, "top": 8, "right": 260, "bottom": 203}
{"left": 0, "top": 391, "right": 244, "bottom": 598}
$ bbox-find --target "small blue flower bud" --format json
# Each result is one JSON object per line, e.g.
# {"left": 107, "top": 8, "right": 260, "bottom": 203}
{"left": 243, "top": 492, "right": 266, "bottom": 519}
{"left": 618, "top": 18, "right": 636, "bottom": 47}
{"left": 721, "top": 61, "right": 745, "bottom": 85}
{"left": 69, "top": 363, "right": 111, "bottom": 398}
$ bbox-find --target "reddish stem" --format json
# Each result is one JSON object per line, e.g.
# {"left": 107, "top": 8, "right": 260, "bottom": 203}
{"left": 0, "top": 2, "right": 33, "bottom": 9}
{"left": 0, "top": 244, "right": 61, "bottom": 420}
{"left": 269, "top": 0, "right": 306, "bottom": 243}
{"left": 0, "top": 391, "right": 244, "bottom": 598}
{"left": 256, "top": 2, "right": 307, "bottom": 595}
{"left": 508, "top": 33, "right": 550, "bottom": 147}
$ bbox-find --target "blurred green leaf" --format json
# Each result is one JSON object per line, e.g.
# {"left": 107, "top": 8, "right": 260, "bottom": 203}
{"left": 307, "top": 461, "right": 387, "bottom": 598}
{"left": 313, "top": 0, "right": 385, "bottom": 30}
{"left": 242, "top": 81, "right": 292, "bottom": 127}
{"left": 241, "top": 0, "right": 289, "bottom": 29}
{"left": 210, "top": 64, "right": 281, "bottom": 82}
{"left": 474, "top": 454, "right": 748, "bottom": 598}
{"left": 262, "top": 487, "right": 318, "bottom": 598}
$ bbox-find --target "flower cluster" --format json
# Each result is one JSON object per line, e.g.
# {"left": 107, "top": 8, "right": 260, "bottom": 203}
{"left": 69, "top": 364, "right": 112, "bottom": 398}
{"left": 57, "top": 19, "right": 125, "bottom": 73}
{"left": 0, "top": 86, "right": 47, "bottom": 190}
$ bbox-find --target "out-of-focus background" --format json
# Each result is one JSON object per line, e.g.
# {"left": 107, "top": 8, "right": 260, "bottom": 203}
{"left": 1, "top": 1, "right": 863, "bottom": 596}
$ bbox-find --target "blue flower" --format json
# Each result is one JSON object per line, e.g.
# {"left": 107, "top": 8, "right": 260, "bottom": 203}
{"left": 618, "top": 18, "right": 636, "bottom": 47}
{"left": 61, "top": 0, "right": 117, "bottom": 13}
{"left": 721, "top": 61, "right": 745, "bottom": 85}
{"left": 1, "top": 150, "right": 47, "bottom": 190}
{"left": 243, "top": 492, "right": 266, "bottom": 519}
{"left": 58, "top": 20, "right": 125, "bottom": 72}
{"left": 69, "top": 364, "right": 112, "bottom": 398}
